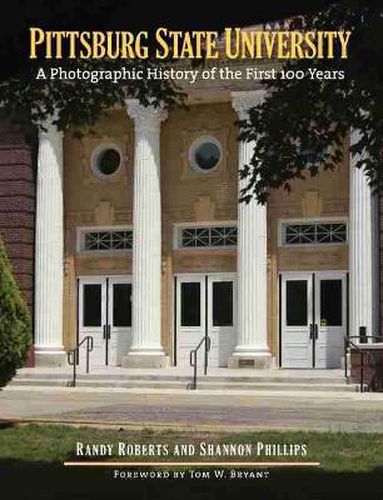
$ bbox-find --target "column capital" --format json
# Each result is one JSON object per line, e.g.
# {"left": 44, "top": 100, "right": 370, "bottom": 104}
{"left": 126, "top": 99, "right": 168, "bottom": 132}
{"left": 231, "top": 89, "right": 267, "bottom": 120}
{"left": 36, "top": 109, "right": 64, "bottom": 135}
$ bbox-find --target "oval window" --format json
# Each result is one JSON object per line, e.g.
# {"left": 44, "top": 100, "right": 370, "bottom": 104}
{"left": 92, "top": 146, "right": 122, "bottom": 178}
{"left": 190, "top": 137, "right": 222, "bottom": 173}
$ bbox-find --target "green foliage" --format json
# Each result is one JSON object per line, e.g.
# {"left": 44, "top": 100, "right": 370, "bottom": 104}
{"left": 239, "top": 1, "right": 383, "bottom": 203}
{"left": 0, "top": 238, "right": 32, "bottom": 387}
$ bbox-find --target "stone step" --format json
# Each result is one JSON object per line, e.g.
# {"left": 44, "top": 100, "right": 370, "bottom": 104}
{"left": 10, "top": 378, "right": 357, "bottom": 392}
{"left": 13, "top": 372, "right": 348, "bottom": 385}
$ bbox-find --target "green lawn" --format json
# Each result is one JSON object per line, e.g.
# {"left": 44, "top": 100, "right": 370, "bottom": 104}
{"left": 0, "top": 424, "right": 382, "bottom": 499}
{"left": 0, "top": 424, "right": 382, "bottom": 471}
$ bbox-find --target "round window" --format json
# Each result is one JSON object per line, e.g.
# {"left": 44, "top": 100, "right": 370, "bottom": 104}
{"left": 92, "top": 146, "right": 122, "bottom": 178}
{"left": 190, "top": 137, "right": 222, "bottom": 173}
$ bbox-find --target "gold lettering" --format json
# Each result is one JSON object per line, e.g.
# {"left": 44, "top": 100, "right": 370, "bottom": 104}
{"left": 29, "top": 27, "right": 45, "bottom": 58}
{"left": 204, "top": 32, "right": 219, "bottom": 59}
{"left": 289, "top": 31, "right": 304, "bottom": 59}
{"left": 338, "top": 31, "right": 351, "bottom": 58}
{"left": 303, "top": 31, "right": 317, "bottom": 59}
{"left": 224, "top": 27, "right": 240, "bottom": 59}
{"left": 155, "top": 27, "right": 169, "bottom": 59}
{"left": 79, "top": 32, "right": 92, "bottom": 58}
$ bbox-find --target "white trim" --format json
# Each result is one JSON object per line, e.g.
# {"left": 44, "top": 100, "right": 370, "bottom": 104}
{"left": 90, "top": 143, "right": 123, "bottom": 180}
{"left": 279, "top": 270, "right": 348, "bottom": 277}
{"left": 76, "top": 225, "right": 133, "bottom": 254}
{"left": 188, "top": 135, "right": 223, "bottom": 174}
{"left": 173, "top": 221, "right": 238, "bottom": 250}
{"left": 174, "top": 272, "right": 237, "bottom": 278}
{"left": 78, "top": 274, "right": 132, "bottom": 280}
{"left": 278, "top": 217, "right": 349, "bottom": 248}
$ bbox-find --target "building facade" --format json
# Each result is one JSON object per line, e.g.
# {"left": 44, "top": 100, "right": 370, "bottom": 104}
{"left": 0, "top": 76, "right": 380, "bottom": 371}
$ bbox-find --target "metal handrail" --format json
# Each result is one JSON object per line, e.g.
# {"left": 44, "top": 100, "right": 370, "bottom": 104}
{"left": 344, "top": 335, "right": 381, "bottom": 393}
{"left": 188, "top": 335, "right": 211, "bottom": 390}
{"left": 67, "top": 336, "right": 94, "bottom": 387}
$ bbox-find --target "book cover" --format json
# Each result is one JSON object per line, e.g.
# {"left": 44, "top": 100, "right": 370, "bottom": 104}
{"left": 0, "top": 1, "right": 382, "bottom": 499}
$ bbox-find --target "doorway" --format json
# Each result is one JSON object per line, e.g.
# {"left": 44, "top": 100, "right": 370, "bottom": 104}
{"left": 78, "top": 276, "right": 132, "bottom": 366}
{"left": 280, "top": 271, "right": 347, "bottom": 368}
{"left": 175, "top": 273, "right": 237, "bottom": 367}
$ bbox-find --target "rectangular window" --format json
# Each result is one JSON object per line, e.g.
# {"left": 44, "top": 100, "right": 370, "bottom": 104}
{"left": 179, "top": 226, "right": 237, "bottom": 248}
{"left": 212, "top": 281, "right": 233, "bottom": 327}
{"left": 83, "top": 284, "right": 102, "bottom": 327}
{"left": 281, "top": 221, "right": 347, "bottom": 246}
{"left": 81, "top": 229, "right": 133, "bottom": 251}
{"left": 113, "top": 284, "right": 132, "bottom": 327}
{"left": 320, "top": 279, "right": 342, "bottom": 326}
{"left": 286, "top": 280, "right": 308, "bottom": 326}
{"left": 181, "top": 282, "right": 201, "bottom": 326}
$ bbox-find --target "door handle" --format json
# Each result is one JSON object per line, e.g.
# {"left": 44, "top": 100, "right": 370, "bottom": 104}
{"left": 107, "top": 325, "right": 111, "bottom": 339}
{"left": 103, "top": 325, "right": 107, "bottom": 339}
{"left": 309, "top": 324, "right": 314, "bottom": 339}
{"left": 314, "top": 324, "right": 318, "bottom": 340}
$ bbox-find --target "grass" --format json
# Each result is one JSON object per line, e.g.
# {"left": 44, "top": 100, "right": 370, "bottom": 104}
{"left": 0, "top": 424, "right": 382, "bottom": 499}
{"left": 0, "top": 424, "right": 382, "bottom": 472}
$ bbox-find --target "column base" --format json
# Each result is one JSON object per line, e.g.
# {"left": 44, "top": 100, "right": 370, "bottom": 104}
{"left": 122, "top": 350, "right": 169, "bottom": 369}
{"left": 34, "top": 348, "right": 67, "bottom": 367}
{"left": 228, "top": 349, "right": 274, "bottom": 369}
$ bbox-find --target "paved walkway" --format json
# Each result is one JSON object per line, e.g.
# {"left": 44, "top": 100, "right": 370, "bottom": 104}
{"left": 1, "top": 388, "right": 383, "bottom": 432}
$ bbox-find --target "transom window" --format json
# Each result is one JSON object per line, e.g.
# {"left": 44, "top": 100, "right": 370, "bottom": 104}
{"left": 281, "top": 221, "right": 347, "bottom": 246}
{"left": 179, "top": 226, "right": 237, "bottom": 248}
{"left": 82, "top": 230, "right": 133, "bottom": 251}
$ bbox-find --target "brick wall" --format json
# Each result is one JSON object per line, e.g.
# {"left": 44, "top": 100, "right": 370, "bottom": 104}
{"left": 351, "top": 348, "right": 383, "bottom": 392}
{"left": 0, "top": 120, "right": 36, "bottom": 312}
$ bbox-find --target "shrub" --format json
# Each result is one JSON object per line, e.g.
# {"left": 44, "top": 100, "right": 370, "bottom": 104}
{"left": 0, "top": 238, "right": 32, "bottom": 386}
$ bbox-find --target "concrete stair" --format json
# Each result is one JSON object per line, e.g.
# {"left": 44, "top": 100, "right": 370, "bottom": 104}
{"left": 8, "top": 370, "right": 359, "bottom": 393}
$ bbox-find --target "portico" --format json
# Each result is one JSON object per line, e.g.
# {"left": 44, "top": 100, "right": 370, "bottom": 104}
{"left": 32, "top": 87, "right": 380, "bottom": 371}
{"left": 33, "top": 92, "right": 269, "bottom": 369}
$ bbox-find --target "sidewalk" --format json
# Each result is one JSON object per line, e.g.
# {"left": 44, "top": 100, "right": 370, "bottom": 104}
{"left": 1, "top": 387, "right": 383, "bottom": 432}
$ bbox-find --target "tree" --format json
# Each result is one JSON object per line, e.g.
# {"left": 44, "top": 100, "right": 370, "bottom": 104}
{"left": 0, "top": 1, "right": 190, "bottom": 133}
{"left": 239, "top": 1, "right": 383, "bottom": 204}
{"left": 0, "top": 238, "right": 32, "bottom": 387}
{"left": 0, "top": 57, "right": 185, "bottom": 136}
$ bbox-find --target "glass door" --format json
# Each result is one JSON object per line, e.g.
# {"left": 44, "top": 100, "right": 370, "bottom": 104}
{"left": 208, "top": 275, "right": 237, "bottom": 367}
{"left": 108, "top": 277, "right": 132, "bottom": 366}
{"left": 281, "top": 273, "right": 313, "bottom": 368}
{"left": 79, "top": 277, "right": 107, "bottom": 366}
{"left": 78, "top": 276, "right": 132, "bottom": 366}
{"left": 176, "top": 275, "right": 206, "bottom": 367}
{"left": 281, "top": 271, "right": 347, "bottom": 368}
{"left": 175, "top": 274, "right": 236, "bottom": 368}
{"left": 315, "top": 272, "right": 346, "bottom": 369}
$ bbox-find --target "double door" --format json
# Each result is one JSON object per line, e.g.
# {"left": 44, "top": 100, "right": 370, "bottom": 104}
{"left": 281, "top": 271, "right": 347, "bottom": 368}
{"left": 78, "top": 276, "right": 132, "bottom": 366}
{"left": 175, "top": 274, "right": 237, "bottom": 367}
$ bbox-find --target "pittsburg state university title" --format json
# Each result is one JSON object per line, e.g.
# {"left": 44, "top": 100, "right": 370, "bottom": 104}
{"left": 29, "top": 27, "right": 351, "bottom": 60}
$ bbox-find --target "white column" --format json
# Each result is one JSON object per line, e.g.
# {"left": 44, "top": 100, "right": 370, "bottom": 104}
{"left": 123, "top": 100, "right": 169, "bottom": 368}
{"left": 229, "top": 90, "right": 272, "bottom": 369}
{"left": 349, "top": 129, "right": 379, "bottom": 340}
{"left": 34, "top": 120, "right": 66, "bottom": 366}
